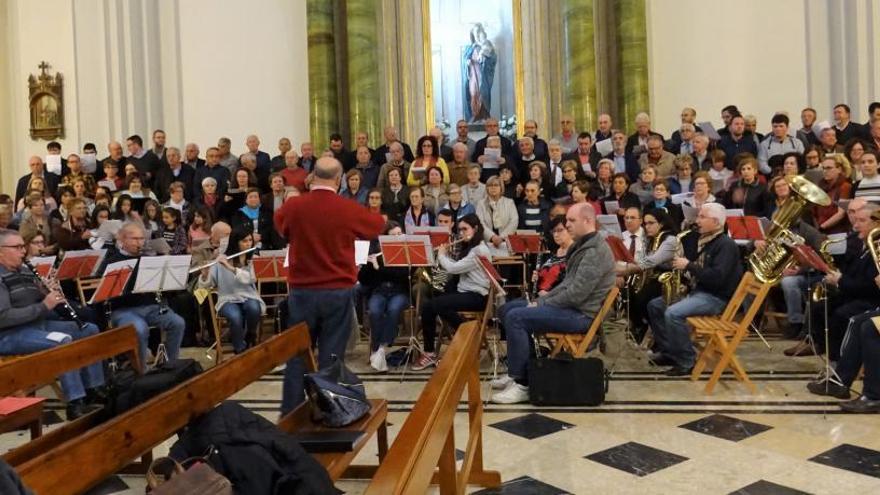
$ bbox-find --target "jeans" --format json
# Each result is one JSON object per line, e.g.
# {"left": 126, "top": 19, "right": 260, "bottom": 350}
{"left": 647, "top": 291, "right": 727, "bottom": 368}
{"left": 368, "top": 291, "right": 409, "bottom": 350}
{"left": 110, "top": 304, "right": 185, "bottom": 370}
{"left": 420, "top": 291, "right": 486, "bottom": 353}
{"left": 780, "top": 273, "right": 821, "bottom": 325}
{"left": 835, "top": 309, "right": 880, "bottom": 398}
{"left": 218, "top": 299, "right": 263, "bottom": 354}
{"left": 500, "top": 298, "right": 592, "bottom": 380}
{"left": 0, "top": 319, "right": 104, "bottom": 401}
{"left": 281, "top": 287, "right": 354, "bottom": 415}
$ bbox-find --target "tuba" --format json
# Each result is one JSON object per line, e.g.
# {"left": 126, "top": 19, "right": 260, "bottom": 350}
{"left": 658, "top": 229, "right": 692, "bottom": 305}
{"left": 748, "top": 175, "right": 831, "bottom": 284}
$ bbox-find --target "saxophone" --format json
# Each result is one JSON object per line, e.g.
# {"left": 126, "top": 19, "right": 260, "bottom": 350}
{"left": 631, "top": 231, "right": 668, "bottom": 292}
{"left": 658, "top": 229, "right": 692, "bottom": 305}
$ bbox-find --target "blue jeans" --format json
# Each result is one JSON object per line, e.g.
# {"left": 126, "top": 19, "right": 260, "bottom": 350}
{"left": 501, "top": 298, "right": 592, "bottom": 380}
{"left": 281, "top": 287, "right": 354, "bottom": 415}
{"left": 218, "top": 299, "right": 262, "bottom": 354}
{"left": 647, "top": 291, "right": 727, "bottom": 368}
{"left": 780, "top": 273, "right": 821, "bottom": 325}
{"left": 368, "top": 291, "right": 409, "bottom": 350}
{"left": 0, "top": 320, "right": 104, "bottom": 401}
{"left": 110, "top": 304, "right": 185, "bottom": 370}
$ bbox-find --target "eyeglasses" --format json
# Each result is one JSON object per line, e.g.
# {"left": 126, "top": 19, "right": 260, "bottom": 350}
{"left": 0, "top": 244, "right": 26, "bottom": 251}
{"left": 643, "top": 220, "right": 658, "bottom": 225}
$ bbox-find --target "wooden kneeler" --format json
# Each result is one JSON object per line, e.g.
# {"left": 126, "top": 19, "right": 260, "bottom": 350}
{"left": 687, "top": 272, "right": 771, "bottom": 394}
{"left": 544, "top": 287, "right": 619, "bottom": 358}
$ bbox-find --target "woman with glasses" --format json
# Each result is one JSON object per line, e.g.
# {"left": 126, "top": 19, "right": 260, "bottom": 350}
{"left": 407, "top": 135, "right": 449, "bottom": 186}
{"left": 812, "top": 154, "right": 853, "bottom": 234}
{"left": 475, "top": 176, "right": 518, "bottom": 255}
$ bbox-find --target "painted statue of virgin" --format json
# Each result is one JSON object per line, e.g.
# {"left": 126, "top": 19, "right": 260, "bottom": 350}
{"left": 462, "top": 23, "right": 496, "bottom": 122}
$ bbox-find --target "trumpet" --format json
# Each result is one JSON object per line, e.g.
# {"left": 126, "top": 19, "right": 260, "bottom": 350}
{"left": 189, "top": 246, "right": 259, "bottom": 274}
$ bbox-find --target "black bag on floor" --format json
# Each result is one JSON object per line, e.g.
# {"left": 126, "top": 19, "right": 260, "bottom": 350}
{"left": 107, "top": 359, "right": 203, "bottom": 416}
{"left": 528, "top": 353, "right": 608, "bottom": 406}
{"left": 304, "top": 357, "right": 370, "bottom": 427}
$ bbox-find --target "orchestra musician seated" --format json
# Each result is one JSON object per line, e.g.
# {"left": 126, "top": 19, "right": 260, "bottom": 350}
{"left": 491, "top": 203, "right": 616, "bottom": 404}
{"left": 0, "top": 228, "right": 106, "bottom": 419}
{"left": 647, "top": 203, "right": 742, "bottom": 376}
{"left": 617, "top": 208, "right": 679, "bottom": 343}
{"left": 413, "top": 214, "right": 491, "bottom": 371}
{"left": 197, "top": 227, "right": 264, "bottom": 354}
{"left": 100, "top": 222, "right": 186, "bottom": 369}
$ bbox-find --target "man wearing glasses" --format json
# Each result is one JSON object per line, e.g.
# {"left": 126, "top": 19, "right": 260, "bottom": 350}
{"left": 0, "top": 229, "right": 105, "bottom": 419}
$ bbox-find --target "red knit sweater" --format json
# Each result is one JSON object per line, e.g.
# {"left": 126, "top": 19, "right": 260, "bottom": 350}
{"left": 274, "top": 189, "right": 384, "bottom": 288}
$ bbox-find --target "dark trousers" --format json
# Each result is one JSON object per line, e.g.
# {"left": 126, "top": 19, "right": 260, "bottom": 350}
{"left": 629, "top": 279, "right": 661, "bottom": 342}
{"left": 836, "top": 309, "right": 880, "bottom": 399}
{"left": 281, "top": 287, "right": 354, "bottom": 415}
{"left": 420, "top": 291, "right": 486, "bottom": 353}
{"left": 809, "top": 296, "right": 877, "bottom": 360}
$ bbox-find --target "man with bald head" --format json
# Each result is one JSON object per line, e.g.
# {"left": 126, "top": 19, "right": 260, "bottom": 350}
{"left": 553, "top": 114, "right": 578, "bottom": 154}
{"left": 280, "top": 149, "right": 307, "bottom": 192}
{"left": 15, "top": 156, "right": 60, "bottom": 207}
{"left": 521, "top": 119, "right": 549, "bottom": 162}
{"left": 95, "top": 141, "right": 126, "bottom": 181}
{"left": 275, "top": 156, "right": 385, "bottom": 414}
{"left": 243, "top": 134, "right": 272, "bottom": 192}
{"left": 271, "top": 137, "right": 293, "bottom": 172}
{"left": 471, "top": 117, "right": 514, "bottom": 163}
{"left": 183, "top": 143, "right": 204, "bottom": 169}
{"left": 492, "top": 203, "right": 617, "bottom": 403}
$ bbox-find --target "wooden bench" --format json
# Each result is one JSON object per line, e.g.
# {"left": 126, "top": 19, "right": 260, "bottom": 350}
{"left": 365, "top": 320, "right": 501, "bottom": 494}
{"left": 0, "top": 325, "right": 142, "bottom": 461}
{"left": 11, "top": 323, "right": 387, "bottom": 494}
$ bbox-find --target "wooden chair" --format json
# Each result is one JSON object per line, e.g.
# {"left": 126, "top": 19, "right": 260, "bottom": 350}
{"left": 206, "top": 290, "right": 228, "bottom": 363}
{"left": 75, "top": 277, "right": 102, "bottom": 309}
{"left": 544, "top": 287, "right": 620, "bottom": 358}
{"left": 687, "top": 272, "right": 771, "bottom": 394}
{"left": 257, "top": 276, "right": 288, "bottom": 337}
{"left": 365, "top": 320, "right": 500, "bottom": 494}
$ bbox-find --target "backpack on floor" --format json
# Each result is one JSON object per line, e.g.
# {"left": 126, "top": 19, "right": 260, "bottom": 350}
{"left": 106, "top": 359, "right": 203, "bottom": 416}
{"left": 528, "top": 353, "right": 608, "bottom": 406}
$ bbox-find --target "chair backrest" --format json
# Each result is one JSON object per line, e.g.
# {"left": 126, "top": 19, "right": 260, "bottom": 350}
{"left": 718, "top": 272, "right": 771, "bottom": 326}
{"left": 76, "top": 277, "right": 102, "bottom": 306}
{"left": 574, "top": 286, "right": 620, "bottom": 355}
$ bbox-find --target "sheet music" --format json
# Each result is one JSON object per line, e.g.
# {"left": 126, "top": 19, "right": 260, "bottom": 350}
{"left": 682, "top": 204, "right": 698, "bottom": 224}
{"left": 81, "top": 154, "right": 98, "bottom": 174}
{"left": 482, "top": 148, "right": 501, "bottom": 167}
{"left": 378, "top": 235, "right": 435, "bottom": 266}
{"left": 97, "top": 179, "right": 118, "bottom": 191}
{"left": 697, "top": 121, "right": 721, "bottom": 141}
{"left": 133, "top": 255, "right": 192, "bottom": 293}
{"left": 595, "top": 138, "right": 613, "bottom": 156}
{"left": 45, "top": 154, "right": 62, "bottom": 175}
{"left": 725, "top": 209, "right": 744, "bottom": 217}
{"left": 603, "top": 201, "right": 620, "bottom": 215}
{"left": 826, "top": 233, "right": 847, "bottom": 255}
{"left": 354, "top": 240, "right": 370, "bottom": 266}
{"left": 56, "top": 249, "right": 107, "bottom": 279}
{"left": 597, "top": 215, "right": 623, "bottom": 238}
{"left": 671, "top": 192, "right": 693, "bottom": 205}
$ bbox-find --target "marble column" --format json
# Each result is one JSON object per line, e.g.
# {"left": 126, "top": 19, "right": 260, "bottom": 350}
{"left": 306, "top": 0, "right": 338, "bottom": 150}
{"left": 346, "top": 0, "right": 381, "bottom": 146}
{"left": 615, "top": 0, "right": 649, "bottom": 133}
{"left": 561, "top": 0, "right": 597, "bottom": 133}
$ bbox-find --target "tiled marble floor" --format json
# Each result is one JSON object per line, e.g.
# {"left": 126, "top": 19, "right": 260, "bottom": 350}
{"left": 3, "top": 322, "right": 880, "bottom": 494}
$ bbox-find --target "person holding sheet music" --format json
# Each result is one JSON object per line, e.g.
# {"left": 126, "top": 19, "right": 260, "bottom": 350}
{"left": 413, "top": 214, "right": 491, "bottom": 371}
{"left": 275, "top": 157, "right": 384, "bottom": 415}
{"left": 0, "top": 228, "right": 105, "bottom": 420}
{"left": 53, "top": 198, "right": 93, "bottom": 252}
{"left": 197, "top": 227, "right": 264, "bottom": 354}
{"left": 101, "top": 222, "right": 186, "bottom": 370}
{"left": 602, "top": 173, "right": 642, "bottom": 221}
{"left": 725, "top": 157, "right": 768, "bottom": 217}
{"left": 475, "top": 176, "right": 518, "bottom": 255}
{"left": 646, "top": 203, "right": 742, "bottom": 376}
{"left": 491, "top": 203, "right": 616, "bottom": 404}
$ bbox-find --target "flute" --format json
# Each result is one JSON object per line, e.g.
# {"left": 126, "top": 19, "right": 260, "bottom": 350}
{"left": 188, "top": 246, "right": 259, "bottom": 273}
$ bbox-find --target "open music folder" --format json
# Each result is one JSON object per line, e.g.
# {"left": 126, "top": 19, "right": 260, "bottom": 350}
{"left": 407, "top": 226, "right": 451, "bottom": 249}
{"left": 133, "top": 255, "right": 192, "bottom": 293}
{"left": 253, "top": 249, "right": 287, "bottom": 279}
{"left": 605, "top": 236, "right": 634, "bottom": 264}
{"left": 727, "top": 215, "right": 764, "bottom": 241}
{"left": 29, "top": 256, "right": 56, "bottom": 278}
{"left": 90, "top": 259, "right": 138, "bottom": 304}
{"left": 55, "top": 249, "right": 107, "bottom": 280}
{"left": 507, "top": 230, "right": 543, "bottom": 254}
{"left": 378, "top": 235, "right": 434, "bottom": 267}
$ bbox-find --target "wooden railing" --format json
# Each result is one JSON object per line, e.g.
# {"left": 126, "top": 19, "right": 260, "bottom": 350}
{"left": 365, "top": 320, "right": 501, "bottom": 494}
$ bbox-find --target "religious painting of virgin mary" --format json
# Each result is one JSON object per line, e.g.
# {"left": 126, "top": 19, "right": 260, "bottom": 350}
{"left": 461, "top": 23, "right": 497, "bottom": 123}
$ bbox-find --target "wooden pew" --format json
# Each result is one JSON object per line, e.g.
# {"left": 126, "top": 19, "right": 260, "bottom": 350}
{"left": 13, "top": 323, "right": 387, "bottom": 495}
{"left": 1, "top": 325, "right": 142, "bottom": 467}
{"left": 365, "top": 320, "right": 501, "bottom": 494}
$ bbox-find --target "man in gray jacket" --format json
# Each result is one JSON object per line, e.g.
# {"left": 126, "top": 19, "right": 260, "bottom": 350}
{"left": 491, "top": 203, "right": 616, "bottom": 404}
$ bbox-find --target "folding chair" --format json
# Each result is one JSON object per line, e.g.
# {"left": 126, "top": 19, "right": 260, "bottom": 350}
{"left": 206, "top": 291, "right": 228, "bottom": 363}
{"left": 544, "top": 287, "right": 620, "bottom": 357}
{"left": 687, "top": 272, "right": 771, "bottom": 394}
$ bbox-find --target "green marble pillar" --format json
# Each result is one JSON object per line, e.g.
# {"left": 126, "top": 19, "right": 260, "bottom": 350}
{"left": 615, "top": 0, "right": 649, "bottom": 133}
{"left": 346, "top": 0, "right": 381, "bottom": 146}
{"left": 561, "top": 0, "right": 597, "bottom": 133}
{"left": 307, "top": 0, "right": 338, "bottom": 150}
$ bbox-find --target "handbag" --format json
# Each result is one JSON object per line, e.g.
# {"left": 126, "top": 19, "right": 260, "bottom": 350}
{"left": 304, "top": 356, "right": 371, "bottom": 427}
{"left": 147, "top": 456, "right": 232, "bottom": 494}
{"left": 528, "top": 352, "right": 608, "bottom": 406}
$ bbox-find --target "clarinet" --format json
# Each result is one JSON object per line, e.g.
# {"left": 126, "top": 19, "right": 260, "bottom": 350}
{"left": 529, "top": 250, "right": 546, "bottom": 302}
{"left": 23, "top": 260, "right": 86, "bottom": 329}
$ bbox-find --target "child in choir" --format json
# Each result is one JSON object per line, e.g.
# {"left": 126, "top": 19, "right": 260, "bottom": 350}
{"left": 158, "top": 207, "right": 188, "bottom": 254}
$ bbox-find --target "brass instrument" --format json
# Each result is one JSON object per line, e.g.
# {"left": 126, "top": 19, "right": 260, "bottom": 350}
{"left": 748, "top": 175, "right": 831, "bottom": 284}
{"left": 869, "top": 227, "right": 880, "bottom": 273}
{"left": 415, "top": 236, "right": 466, "bottom": 292}
{"left": 658, "top": 229, "right": 692, "bottom": 305}
{"left": 630, "top": 231, "right": 668, "bottom": 292}
{"left": 810, "top": 236, "right": 846, "bottom": 303}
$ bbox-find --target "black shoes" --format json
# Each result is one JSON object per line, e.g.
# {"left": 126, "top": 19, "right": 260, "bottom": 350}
{"left": 66, "top": 399, "right": 101, "bottom": 420}
{"left": 649, "top": 354, "right": 676, "bottom": 367}
{"left": 806, "top": 379, "right": 851, "bottom": 400}
{"left": 839, "top": 396, "right": 880, "bottom": 413}
{"left": 665, "top": 366, "right": 694, "bottom": 377}
{"left": 783, "top": 323, "right": 803, "bottom": 340}
{"left": 85, "top": 385, "right": 109, "bottom": 405}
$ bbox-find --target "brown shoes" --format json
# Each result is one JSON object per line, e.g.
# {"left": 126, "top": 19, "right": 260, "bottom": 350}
{"left": 783, "top": 341, "right": 819, "bottom": 357}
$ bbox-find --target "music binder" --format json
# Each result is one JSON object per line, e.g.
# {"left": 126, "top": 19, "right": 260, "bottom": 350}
{"left": 90, "top": 259, "right": 138, "bottom": 304}
{"left": 507, "top": 231, "right": 543, "bottom": 254}
{"left": 55, "top": 249, "right": 107, "bottom": 280}
{"left": 605, "top": 236, "right": 634, "bottom": 263}
{"left": 407, "top": 226, "right": 451, "bottom": 248}
{"left": 727, "top": 215, "right": 764, "bottom": 241}
{"left": 133, "top": 255, "right": 193, "bottom": 293}
{"left": 790, "top": 244, "right": 831, "bottom": 274}
{"left": 476, "top": 255, "right": 507, "bottom": 296}
{"left": 378, "top": 235, "right": 434, "bottom": 267}
{"left": 29, "top": 256, "right": 56, "bottom": 278}
{"left": 253, "top": 249, "right": 287, "bottom": 279}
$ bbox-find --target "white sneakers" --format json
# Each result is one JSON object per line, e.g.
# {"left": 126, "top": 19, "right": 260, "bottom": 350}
{"left": 369, "top": 347, "right": 388, "bottom": 372}
{"left": 491, "top": 381, "right": 530, "bottom": 404}
{"left": 489, "top": 375, "right": 513, "bottom": 390}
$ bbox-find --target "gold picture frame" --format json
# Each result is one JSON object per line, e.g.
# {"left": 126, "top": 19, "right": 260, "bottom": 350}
{"left": 28, "top": 61, "right": 65, "bottom": 140}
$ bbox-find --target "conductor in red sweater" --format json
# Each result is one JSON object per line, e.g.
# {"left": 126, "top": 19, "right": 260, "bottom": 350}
{"left": 276, "top": 156, "right": 385, "bottom": 414}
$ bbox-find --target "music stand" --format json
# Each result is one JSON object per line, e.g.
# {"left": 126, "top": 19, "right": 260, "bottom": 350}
{"left": 55, "top": 249, "right": 107, "bottom": 281}
{"left": 133, "top": 255, "right": 192, "bottom": 366}
{"left": 407, "top": 226, "right": 451, "bottom": 249}
{"left": 379, "top": 235, "right": 433, "bottom": 376}
{"left": 29, "top": 256, "right": 56, "bottom": 278}
{"left": 253, "top": 250, "right": 286, "bottom": 280}
{"left": 90, "top": 259, "right": 138, "bottom": 304}
{"left": 508, "top": 230, "right": 543, "bottom": 301}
